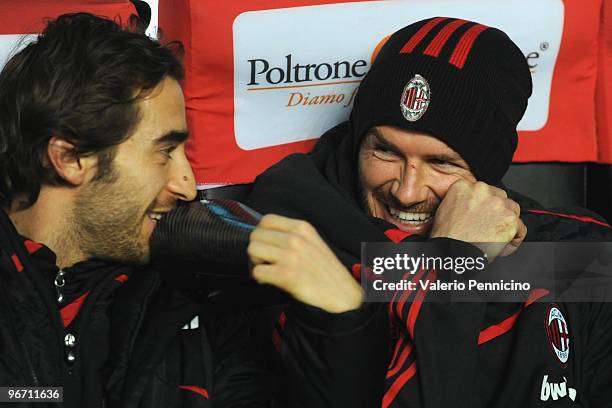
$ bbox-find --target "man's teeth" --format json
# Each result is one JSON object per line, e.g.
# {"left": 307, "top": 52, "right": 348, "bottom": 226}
{"left": 148, "top": 213, "right": 163, "bottom": 221}
{"left": 389, "top": 207, "right": 432, "bottom": 224}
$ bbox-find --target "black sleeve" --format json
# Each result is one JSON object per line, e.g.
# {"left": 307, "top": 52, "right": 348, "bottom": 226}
{"left": 581, "top": 302, "right": 612, "bottom": 407}
{"left": 395, "top": 238, "right": 487, "bottom": 408}
{"left": 272, "top": 238, "right": 486, "bottom": 408}
{"left": 273, "top": 301, "right": 389, "bottom": 408}
{"left": 205, "top": 300, "right": 389, "bottom": 408}
{"left": 205, "top": 309, "right": 274, "bottom": 408}
{"left": 537, "top": 206, "right": 612, "bottom": 241}
{"left": 203, "top": 238, "right": 486, "bottom": 408}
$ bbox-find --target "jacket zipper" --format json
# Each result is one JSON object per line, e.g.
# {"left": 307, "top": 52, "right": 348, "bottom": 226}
{"left": 54, "top": 269, "right": 65, "bottom": 304}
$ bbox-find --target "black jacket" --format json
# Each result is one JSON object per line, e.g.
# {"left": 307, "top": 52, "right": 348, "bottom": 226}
{"left": 0, "top": 206, "right": 387, "bottom": 408}
{"left": 0, "top": 207, "right": 271, "bottom": 408}
{"left": 244, "top": 122, "right": 612, "bottom": 407}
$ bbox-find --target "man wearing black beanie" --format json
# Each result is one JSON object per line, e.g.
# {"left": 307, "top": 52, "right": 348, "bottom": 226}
{"left": 244, "top": 17, "right": 612, "bottom": 407}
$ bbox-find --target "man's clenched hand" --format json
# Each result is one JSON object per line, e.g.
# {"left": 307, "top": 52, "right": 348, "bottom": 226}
{"left": 248, "top": 214, "right": 363, "bottom": 313}
{"left": 430, "top": 180, "right": 526, "bottom": 261}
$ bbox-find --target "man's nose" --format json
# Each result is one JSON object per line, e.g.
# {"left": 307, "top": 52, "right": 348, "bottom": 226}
{"left": 167, "top": 154, "right": 197, "bottom": 202}
{"left": 391, "top": 162, "right": 428, "bottom": 206}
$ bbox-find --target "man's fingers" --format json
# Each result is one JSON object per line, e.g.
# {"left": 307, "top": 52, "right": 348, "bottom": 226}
{"left": 250, "top": 227, "right": 288, "bottom": 248}
{"left": 247, "top": 240, "right": 283, "bottom": 264}
{"left": 515, "top": 218, "right": 527, "bottom": 242}
{"left": 488, "top": 185, "right": 508, "bottom": 199}
{"left": 258, "top": 214, "right": 315, "bottom": 236}
{"left": 506, "top": 199, "right": 521, "bottom": 216}
{"left": 499, "top": 219, "right": 527, "bottom": 258}
{"left": 445, "top": 178, "right": 472, "bottom": 197}
{"left": 251, "top": 264, "right": 287, "bottom": 288}
{"left": 498, "top": 242, "right": 519, "bottom": 258}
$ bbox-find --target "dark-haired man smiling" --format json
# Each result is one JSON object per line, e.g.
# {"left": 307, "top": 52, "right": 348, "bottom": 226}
{"left": 0, "top": 12, "right": 388, "bottom": 408}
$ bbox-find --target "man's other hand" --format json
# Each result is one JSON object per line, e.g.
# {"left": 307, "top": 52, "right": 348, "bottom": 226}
{"left": 248, "top": 214, "right": 364, "bottom": 313}
{"left": 430, "top": 180, "right": 526, "bottom": 261}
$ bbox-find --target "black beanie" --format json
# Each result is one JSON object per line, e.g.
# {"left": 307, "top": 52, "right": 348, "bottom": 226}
{"left": 350, "top": 17, "right": 533, "bottom": 184}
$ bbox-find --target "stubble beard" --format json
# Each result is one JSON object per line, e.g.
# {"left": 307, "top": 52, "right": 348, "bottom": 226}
{"left": 72, "top": 169, "right": 150, "bottom": 266}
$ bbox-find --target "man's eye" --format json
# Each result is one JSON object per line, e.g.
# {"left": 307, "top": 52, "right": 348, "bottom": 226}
{"left": 160, "top": 146, "right": 177, "bottom": 160}
{"left": 431, "top": 159, "right": 459, "bottom": 169}
{"left": 373, "top": 144, "right": 398, "bottom": 158}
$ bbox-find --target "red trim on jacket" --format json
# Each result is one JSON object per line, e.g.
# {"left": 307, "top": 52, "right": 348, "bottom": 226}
{"left": 407, "top": 269, "right": 437, "bottom": 339}
{"left": 11, "top": 254, "right": 23, "bottom": 272}
{"left": 351, "top": 263, "right": 361, "bottom": 279}
{"left": 386, "top": 340, "right": 413, "bottom": 379}
{"left": 23, "top": 240, "right": 43, "bottom": 254}
{"left": 60, "top": 291, "right": 90, "bottom": 327}
{"left": 114, "top": 274, "right": 129, "bottom": 283}
{"left": 527, "top": 209, "right": 611, "bottom": 228}
{"left": 351, "top": 263, "right": 376, "bottom": 281}
{"left": 59, "top": 274, "right": 127, "bottom": 327}
{"left": 383, "top": 268, "right": 436, "bottom": 405}
{"left": 478, "top": 288, "right": 550, "bottom": 345}
{"left": 272, "top": 328, "right": 282, "bottom": 352}
{"left": 395, "top": 268, "right": 427, "bottom": 319}
{"left": 384, "top": 229, "right": 413, "bottom": 243}
{"left": 178, "top": 385, "right": 209, "bottom": 399}
{"left": 387, "top": 334, "right": 405, "bottom": 376}
{"left": 272, "top": 312, "right": 288, "bottom": 353}
{"left": 382, "top": 361, "right": 418, "bottom": 408}
{"left": 278, "top": 311, "right": 287, "bottom": 330}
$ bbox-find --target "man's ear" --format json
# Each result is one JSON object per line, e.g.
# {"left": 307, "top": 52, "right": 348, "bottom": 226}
{"left": 47, "top": 136, "right": 97, "bottom": 186}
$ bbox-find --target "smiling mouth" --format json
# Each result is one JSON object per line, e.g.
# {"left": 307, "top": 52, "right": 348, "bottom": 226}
{"left": 387, "top": 205, "right": 433, "bottom": 225}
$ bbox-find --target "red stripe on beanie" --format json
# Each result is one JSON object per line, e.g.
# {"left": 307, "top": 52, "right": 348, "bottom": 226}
{"left": 448, "top": 24, "right": 489, "bottom": 68}
{"left": 399, "top": 17, "right": 448, "bottom": 54}
{"left": 423, "top": 19, "right": 468, "bottom": 57}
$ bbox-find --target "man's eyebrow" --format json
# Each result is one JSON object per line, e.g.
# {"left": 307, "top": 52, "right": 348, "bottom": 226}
{"left": 153, "top": 130, "right": 189, "bottom": 145}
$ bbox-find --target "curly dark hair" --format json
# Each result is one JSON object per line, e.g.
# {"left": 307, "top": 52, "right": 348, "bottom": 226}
{"left": 0, "top": 12, "right": 184, "bottom": 209}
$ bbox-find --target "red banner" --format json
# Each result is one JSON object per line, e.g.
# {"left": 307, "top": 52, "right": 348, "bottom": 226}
{"left": 596, "top": 0, "right": 612, "bottom": 163}
{"left": 0, "top": 1, "right": 136, "bottom": 34}
{"left": 158, "top": 0, "right": 612, "bottom": 188}
{"left": 513, "top": 0, "right": 602, "bottom": 163}
{"left": 2, "top": 1, "right": 606, "bottom": 187}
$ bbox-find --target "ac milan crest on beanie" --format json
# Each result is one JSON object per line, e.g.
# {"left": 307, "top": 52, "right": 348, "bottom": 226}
{"left": 350, "top": 17, "right": 533, "bottom": 184}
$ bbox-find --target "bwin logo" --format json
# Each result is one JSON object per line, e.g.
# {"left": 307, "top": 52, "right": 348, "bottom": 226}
{"left": 540, "top": 375, "right": 577, "bottom": 402}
